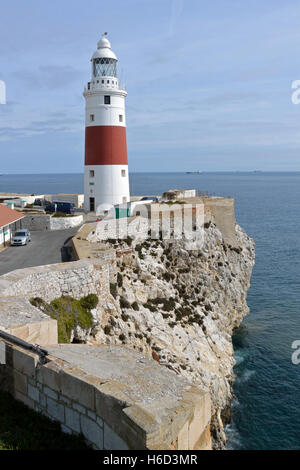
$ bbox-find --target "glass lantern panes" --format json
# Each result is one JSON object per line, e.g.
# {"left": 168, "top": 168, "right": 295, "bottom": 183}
{"left": 93, "top": 58, "right": 117, "bottom": 78}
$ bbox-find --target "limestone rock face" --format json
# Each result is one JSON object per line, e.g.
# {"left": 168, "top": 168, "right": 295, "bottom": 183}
{"left": 87, "top": 222, "right": 255, "bottom": 448}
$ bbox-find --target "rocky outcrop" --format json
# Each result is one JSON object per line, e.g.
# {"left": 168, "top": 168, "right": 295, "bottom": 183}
{"left": 85, "top": 221, "right": 255, "bottom": 448}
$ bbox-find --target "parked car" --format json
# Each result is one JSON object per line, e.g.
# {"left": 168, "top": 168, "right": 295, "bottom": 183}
{"left": 33, "top": 198, "right": 43, "bottom": 206}
{"left": 34, "top": 198, "right": 51, "bottom": 207}
{"left": 45, "top": 202, "right": 75, "bottom": 214}
{"left": 139, "top": 196, "right": 159, "bottom": 203}
{"left": 11, "top": 229, "right": 31, "bottom": 246}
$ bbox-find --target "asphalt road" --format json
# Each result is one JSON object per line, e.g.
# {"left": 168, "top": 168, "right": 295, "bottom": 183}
{"left": 0, "top": 228, "right": 79, "bottom": 276}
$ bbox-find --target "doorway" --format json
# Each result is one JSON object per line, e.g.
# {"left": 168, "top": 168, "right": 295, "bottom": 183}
{"left": 89, "top": 197, "right": 95, "bottom": 212}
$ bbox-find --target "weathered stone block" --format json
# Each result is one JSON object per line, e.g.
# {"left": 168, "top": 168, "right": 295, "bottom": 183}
{"left": 87, "top": 410, "right": 97, "bottom": 421}
{"left": 81, "top": 415, "right": 103, "bottom": 449}
{"left": 60, "top": 394, "right": 71, "bottom": 406}
{"left": 60, "top": 368, "right": 95, "bottom": 410}
{"left": 13, "top": 349, "right": 38, "bottom": 378}
{"left": 103, "top": 422, "right": 129, "bottom": 450}
{"left": 47, "top": 397, "right": 65, "bottom": 423}
{"left": 177, "top": 420, "right": 189, "bottom": 450}
{"left": 13, "top": 370, "right": 28, "bottom": 395}
{"left": 44, "top": 386, "right": 58, "bottom": 400}
{"left": 14, "top": 390, "right": 35, "bottom": 410}
{"left": 39, "top": 392, "right": 46, "bottom": 408}
{"left": 184, "top": 389, "right": 211, "bottom": 450}
{"left": 28, "top": 384, "right": 39, "bottom": 402}
{"left": 72, "top": 402, "right": 86, "bottom": 414}
{"left": 38, "top": 362, "right": 61, "bottom": 392}
{"left": 61, "top": 424, "right": 73, "bottom": 436}
{"left": 195, "top": 424, "right": 212, "bottom": 450}
{"left": 65, "top": 407, "right": 80, "bottom": 433}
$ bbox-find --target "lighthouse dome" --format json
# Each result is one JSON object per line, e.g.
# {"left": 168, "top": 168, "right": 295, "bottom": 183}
{"left": 91, "top": 35, "right": 118, "bottom": 78}
{"left": 91, "top": 35, "right": 117, "bottom": 61}
{"left": 97, "top": 36, "right": 111, "bottom": 49}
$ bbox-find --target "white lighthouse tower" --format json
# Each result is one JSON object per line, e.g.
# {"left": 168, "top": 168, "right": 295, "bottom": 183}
{"left": 83, "top": 34, "right": 130, "bottom": 212}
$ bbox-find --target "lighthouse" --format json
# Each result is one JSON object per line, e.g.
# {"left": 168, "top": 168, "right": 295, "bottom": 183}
{"left": 83, "top": 34, "right": 130, "bottom": 212}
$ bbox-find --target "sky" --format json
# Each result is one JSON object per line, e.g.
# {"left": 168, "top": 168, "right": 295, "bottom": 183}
{"left": 1, "top": 0, "right": 300, "bottom": 173}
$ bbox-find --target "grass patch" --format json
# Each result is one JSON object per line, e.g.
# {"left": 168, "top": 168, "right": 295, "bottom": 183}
{"left": 30, "top": 294, "right": 98, "bottom": 344}
{"left": 0, "top": 391, "right": 89, "bottom": 450}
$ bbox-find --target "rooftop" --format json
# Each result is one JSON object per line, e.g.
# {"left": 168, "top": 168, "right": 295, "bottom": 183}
{"left": 0, "top": 204, "right": 24, "bottom": 228}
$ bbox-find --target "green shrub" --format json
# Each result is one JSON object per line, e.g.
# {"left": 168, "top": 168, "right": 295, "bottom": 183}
{"left": 162, "top": 272, "right": 171, "bottom": 282}
{"left": 79, "top": 294, "right": 98, "bottom": 311}
{"left": 110, "top": 283, "right": 117, "bottom": 299}
{"left": 125, "top": 236, "right": 133, "bottom": 246}
{"left": 52, "top": 212, "right": 76, "bottom": 218}
{"left": 117, "top": 272, "right": 123, "bottom": 288}
{"left": 120, "top": 296, "right": 131, "bottom": 309}
{"left": 30, "top": 297, "right": 44, "bottom": 308}
{"left": 131, "top": 301, "right": 139, "bottom": 311}
{"left": 104, "top": 325, "right": 112, "bottom": 335}
{"left": 144, "top": 302, "right": 157, "bottom": 312}
{"left": 30, "top": 295, "right": 96, "bottom": 344}
{"left": 178, "top": 267, "right": 189, "bottom": 274}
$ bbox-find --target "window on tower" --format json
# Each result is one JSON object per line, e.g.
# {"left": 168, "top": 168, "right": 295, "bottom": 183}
{"left": 90, "top": 170, "right": 95, "bottom": 178}
{"left": 119, "top": 115, "right": 123, "bottom": 123}
{"left": 93, "top": 58, "right": 117, "bottom": 78}
{"left": 104, "top": 96, "right": 111, "bottom": 105}
{"left": 121, "top": 169, "right": 126, "bottom": 177}
{"left": 90, "top": 114, "right": 95, "bottom": 122}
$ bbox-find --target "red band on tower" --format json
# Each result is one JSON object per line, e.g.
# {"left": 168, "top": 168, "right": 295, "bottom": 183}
{"left": 85, "top": 126, "right": 128, "bottom": 165}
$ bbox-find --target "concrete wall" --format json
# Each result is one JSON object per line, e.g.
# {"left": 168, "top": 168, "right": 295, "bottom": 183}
{"left": 0, "top": 255, "right": 213, "bottom": 450}
{"left": 22, "top": 215, "right": 51, "bottom": 231}
{"left": 0, "top": 341, "right": 129, "bottom": 449}
{"left": 0, "top": 338, "right": 211, "bottom": 450}
{"left": 21, "top": 214, "right": 83, "bottom": 232}
{"left": 0, "top": 258, "right": 110, "bottom": 304}
{"left": 0, "top": 225, "right": 11, "bottom": 248}
{"left": 50, "top": 215, "right": 83, "bottom": 231}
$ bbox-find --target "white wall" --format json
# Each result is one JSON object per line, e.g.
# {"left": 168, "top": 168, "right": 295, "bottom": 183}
{"left": 0, "top": 225, "right": 11, "bottom": 247}
{"left": 84, "top": 165, "right": 130, "bottom": 212}
{"left": 50, "top": 215, "right": 83, "bottom": 231}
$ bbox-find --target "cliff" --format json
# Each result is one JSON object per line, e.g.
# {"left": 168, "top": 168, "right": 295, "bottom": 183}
{"left": 82, "top": 211, "right": 255, "bottom": 448}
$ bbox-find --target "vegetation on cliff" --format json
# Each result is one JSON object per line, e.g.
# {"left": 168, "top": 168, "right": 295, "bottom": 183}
{"left": 30, "top": 294, "right": 98, "bottom": 343}
{"left": 89, "top": 222, "right": 255, "bottom": 448}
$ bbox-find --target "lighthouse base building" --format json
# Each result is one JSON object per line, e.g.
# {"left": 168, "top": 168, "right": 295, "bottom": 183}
{"left": 83, "top": 35, "right": 130, "bottom": 213}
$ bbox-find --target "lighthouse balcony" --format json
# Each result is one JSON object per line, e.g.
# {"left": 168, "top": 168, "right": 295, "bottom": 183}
{"left": 85, "top": 80, "right": 126, "bottom": 93}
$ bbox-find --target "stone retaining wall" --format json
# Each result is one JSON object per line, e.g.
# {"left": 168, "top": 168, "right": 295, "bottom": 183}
{"left": 50, "top": 215, "right": 83, "bottom": 231}
{"left": 22, "top": 214, "right": 83, "bottom": 232}
{"left": 22, "top": 214, "right": 51, "bottom": 231}
{"left": 0, "top": 338, "right": 211, "bottom": 450}
{"left": 0, "top": 259, "right": 109, "bottom": 304}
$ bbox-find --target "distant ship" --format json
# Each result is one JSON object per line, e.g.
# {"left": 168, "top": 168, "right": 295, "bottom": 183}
{"left": 186, "top": 171, "right": 203, "bottom": 174}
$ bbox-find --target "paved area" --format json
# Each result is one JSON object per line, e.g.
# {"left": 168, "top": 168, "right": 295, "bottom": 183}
{"left": 0, "top": 228, "right": 79, "bottom": 276}
{"left": 47, "top": 344, "right": 191, "bottom": 408}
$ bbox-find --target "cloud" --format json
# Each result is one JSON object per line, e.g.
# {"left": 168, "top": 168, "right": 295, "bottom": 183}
{"left": 15, "top": 65, "right": 84, "bottom": 90}
{"left": 168, "top": 0, "right": 184, "bottom": 37}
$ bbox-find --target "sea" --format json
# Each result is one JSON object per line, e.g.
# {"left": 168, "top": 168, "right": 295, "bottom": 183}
{"left": 1, "top": 171, "right": 300, "bottom": 450}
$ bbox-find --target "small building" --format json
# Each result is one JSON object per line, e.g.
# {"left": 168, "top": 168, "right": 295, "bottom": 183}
{"left": 0, "top": 193, "right": 44, "bottom": 207}
{"left": 46, "top": 194, "right": 84, "bottom": 209}
{"left": 161, "top": 189, "right": 196, "bottom": 201}
{"left": 0, "top": 204, "right": 25, "bottom": 248}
